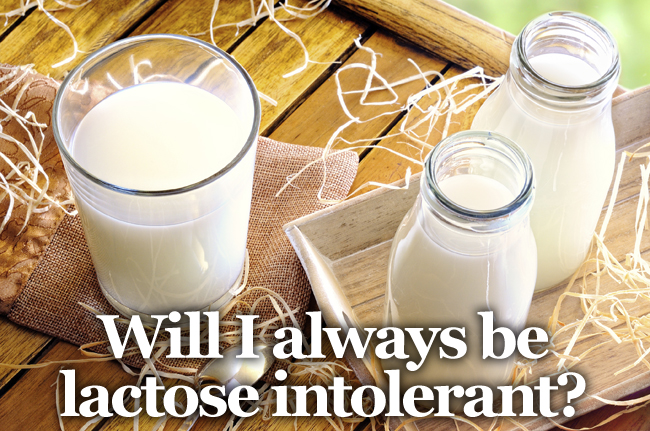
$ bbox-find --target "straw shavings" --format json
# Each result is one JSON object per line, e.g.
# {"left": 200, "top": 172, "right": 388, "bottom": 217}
{"left": 545, "top": 149, "right": 650, "bottom": 374}
{"left": 0, "top": 64, "right": 76, "bottom": 235}
{"left": 203, "top": 0, "right": 331, "bottom": 79}
{"left": 1, "top": 1, "right": 91, "bottom": 68}
{"left": 276, "top": 37, "right": 502, "bottom": 203}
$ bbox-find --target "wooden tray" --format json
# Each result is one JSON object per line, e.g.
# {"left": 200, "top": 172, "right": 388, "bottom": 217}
{"left": 284, "top": 85, "right": 650, "bottom": 430}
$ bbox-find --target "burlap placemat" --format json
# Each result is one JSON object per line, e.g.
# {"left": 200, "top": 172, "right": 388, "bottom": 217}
{"left": 0, "top": 65, "right": 358, "bottom": 378}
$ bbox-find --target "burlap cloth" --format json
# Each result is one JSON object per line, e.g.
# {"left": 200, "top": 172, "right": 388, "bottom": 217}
{"left": 0, "top": 65, "right": 358, "bottom": 379}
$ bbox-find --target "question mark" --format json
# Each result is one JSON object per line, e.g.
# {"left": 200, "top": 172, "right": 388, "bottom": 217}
{"left": 557, "top": 372, "right": 586, "bottom": 417}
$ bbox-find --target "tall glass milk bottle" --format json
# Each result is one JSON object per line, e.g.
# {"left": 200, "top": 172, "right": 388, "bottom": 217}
{"left": 383, "top": 131, "right": 536, "bottom": 390}
{"left": 471, "top": 12, "right": 620, "bottom": 291}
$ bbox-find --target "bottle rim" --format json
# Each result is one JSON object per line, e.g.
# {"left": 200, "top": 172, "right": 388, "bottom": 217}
{"left": 422, "top": 131, "right": 535, "bottom": 233}
{"left": 513, "top": 11, "right": 620, "bottom": 106}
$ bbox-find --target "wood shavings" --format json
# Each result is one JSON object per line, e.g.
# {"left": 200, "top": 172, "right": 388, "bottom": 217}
{"left": 203, "top": 0, "right": 330, "bottom": 78}
{"left": 278, "top": 37, "right": 502, "bottom": 203}
{"left": 1, "top": 1, "right": 92, "bottom": 68}
{"left": 0, "top": 65, "right": 76, "bottom": 235}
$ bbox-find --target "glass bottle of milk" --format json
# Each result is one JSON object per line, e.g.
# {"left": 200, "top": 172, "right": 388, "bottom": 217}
{"left": 383, "top": 131, "right": 536, "bottom": 391}
{"left": 471, "top": 12, "right": 620, "bottom": 291}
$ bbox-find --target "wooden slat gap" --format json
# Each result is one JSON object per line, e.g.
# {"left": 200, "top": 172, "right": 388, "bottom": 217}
{"left": 118, "top": 0, "right": 171, "bottom": 41}
{"left": 358, "top": 61, "right": 453, "bottom": 162}
{"left": 223, "top": 0, "right": 283, "bottom": 55}
{"left": 611, "top": 181, "right": 648, "bottom": 209}
{"left": 86, "top": 416, "right": 111, "bottom": 431}
{"left": 0, "top": 338, "right": 58, "bottom": 399}
{"left": 224, "top": 20, "right": 267, "bottom": 55}
{"left": 0, "top": 6, "right": 35, "bottom": 45}
{"left": 350, "top": 292, "right": 386, "bottom": 310}
{"left": 261, "top": 20, "right": 376, "bottom": 137}
{"left": 82, "top": 411, "right": 114, "bottom": 431}
{"left": 354, "top": 417, "right": 371, "bottom": 431}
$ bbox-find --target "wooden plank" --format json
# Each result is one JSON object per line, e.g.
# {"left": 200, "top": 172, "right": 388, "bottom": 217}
{"left": 270, "top": 30, "right": 448, "bottom": 150}
{"left": 554, "top": 386, "right": 650, "bottom": 431}
{"left": 0, "top": 0, "right": 166, "bottom": 79}
{"left": 180, "top": 415, "right": 233, "bottom": 431}
{"left": 613, "top": 86, "right": 650, "bottom": 150}
{"left": 334, "top": 240, "right": 390, "bottom": 312}
{"left": 0, "top": 342, "right": 135, "bottom": 431}
{"left": 228, "top": 6, "right": 369, "bottom": 135}
{"left": 133, "top": 0, "right": 252, "bottom": 51}
{"left": 0, "top": 316, "right": 51, "bottom": 390}
{"left": 0, "top": 2, "right": 34, "bottom": 39}
{"left": 335, "top": 0, "right": 513, "bottom": 76}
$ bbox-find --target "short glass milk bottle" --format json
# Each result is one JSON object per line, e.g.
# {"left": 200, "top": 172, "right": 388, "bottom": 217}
{"left": 383, "top": 131, "right": 537, "bottom": 391}
{"left": 471, "top": 12, "right": 620, "bottom": 291}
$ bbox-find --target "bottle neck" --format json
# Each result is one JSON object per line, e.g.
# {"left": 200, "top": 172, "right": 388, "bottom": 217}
{"left": 510, "top": 11, "right": 620, "bottom": 112}
{"left": 503, "top": 70, "right": 613, "bottom": 126}
{"left": 416, "top": 196, "right": 531, "bottom": 256}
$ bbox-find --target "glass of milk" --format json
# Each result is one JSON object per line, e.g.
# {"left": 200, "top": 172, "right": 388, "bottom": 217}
{"left": 383, "top": 131, "right": 536, "bottom": 392}
{"left": 52, "top": 35, "right": 260, "bottom": 318}
{"left": 471, "top": 12, "right": 620, "bottom": 291}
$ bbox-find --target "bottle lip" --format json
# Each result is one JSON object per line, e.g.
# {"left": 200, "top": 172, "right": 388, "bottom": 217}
{"left": 422, "top": 131, "right": 535, "bottom": 233}
{"left": 513, "top": 11, "right": 620, "bottom": 106}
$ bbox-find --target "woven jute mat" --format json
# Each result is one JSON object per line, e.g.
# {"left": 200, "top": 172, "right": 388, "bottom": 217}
{"left": 0, "top": 65, "right": 358, "bottom": 379}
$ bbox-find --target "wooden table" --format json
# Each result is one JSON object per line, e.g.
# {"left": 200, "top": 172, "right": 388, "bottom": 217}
{"left": 0, "top": 1, "right": 648, "bottom": 430}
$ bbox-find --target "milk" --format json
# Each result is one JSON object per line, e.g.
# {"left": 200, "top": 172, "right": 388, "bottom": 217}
{"left": 472, "top": 52, "right": 615, "bottom": 290}
{"left": 529, "top": 53, "right": 601, "bottom": 86}
{"left": 71, "top": 82, "right": 255, "bottom": 315}
{"left": 384, "top": 174, "right": 537, "bottom": 390}
{"left": 438, "top": 174, "right": 514, "bottom": 210}
{"left": 72, "top": 83, "right": 244, "bottom": 191}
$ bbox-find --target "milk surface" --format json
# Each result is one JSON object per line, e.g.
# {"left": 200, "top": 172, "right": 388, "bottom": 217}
{"left": 72, "top": 82, "right": 244, "bottom": 190}
{"left": 471, "top": 53, "right": 614, "bottom": 290}
{"left": 71, "top": 82, "right": 253, "bottom": 315}
{"left": 384, "top": 174, "right": 537, "bottom": 390}
{"left": 529, "top": 53, "right": 601, "bottom": 86}
{"left": 439, "top": 174, "right": 514, "bottom": 210}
